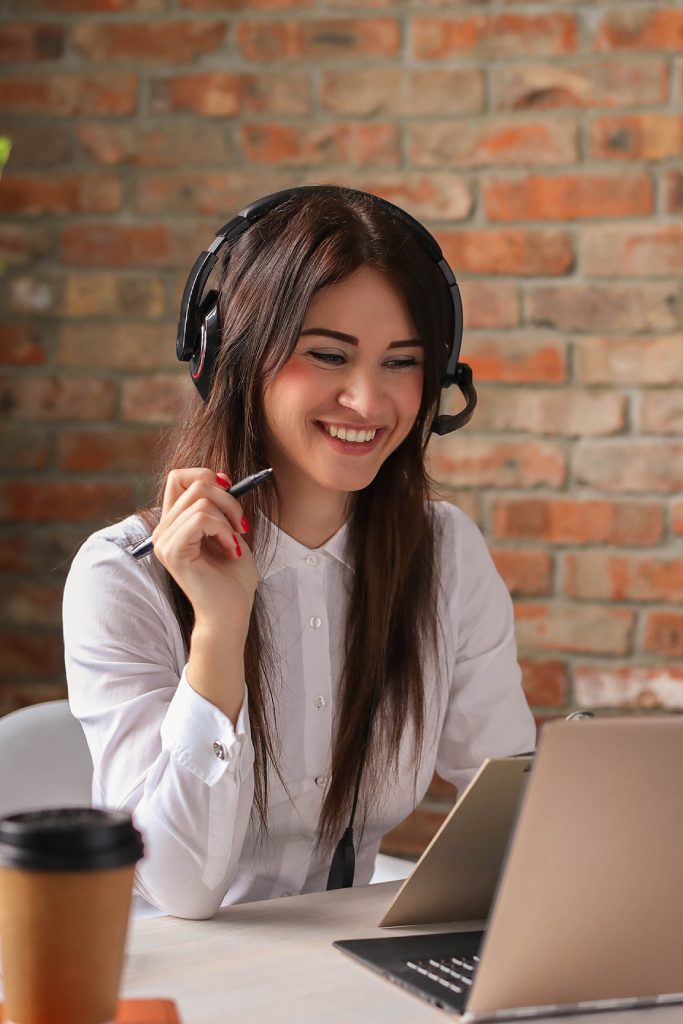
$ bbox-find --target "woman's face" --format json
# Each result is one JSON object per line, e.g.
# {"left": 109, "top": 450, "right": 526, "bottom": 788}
{"left": 262, "top": 265, "right": 424, "bottom": 497}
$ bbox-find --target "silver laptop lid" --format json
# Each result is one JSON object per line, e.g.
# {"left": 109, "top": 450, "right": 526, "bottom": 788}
{"left": 467, "top": 717, "right": 683, "bottom": 1018}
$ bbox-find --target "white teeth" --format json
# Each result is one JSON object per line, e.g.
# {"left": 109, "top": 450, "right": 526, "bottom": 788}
{"left": 322, "top": 424, "right": 378, "bottom": 442}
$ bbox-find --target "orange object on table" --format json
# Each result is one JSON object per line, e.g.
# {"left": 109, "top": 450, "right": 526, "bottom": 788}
{"left": 0, "top": 999, "right": 181, "bottom": 1024}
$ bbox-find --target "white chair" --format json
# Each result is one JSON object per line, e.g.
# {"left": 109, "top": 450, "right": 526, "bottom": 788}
{"left": 0, "top": 699, "right": 93, "bottom": 818}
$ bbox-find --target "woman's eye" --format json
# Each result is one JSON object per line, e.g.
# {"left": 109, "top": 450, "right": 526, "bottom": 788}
{"left": 309, "top": 351, "right": 345, "bottom": 365}
{"left": 385, "top": 358, "right": 420, "bottom": 370}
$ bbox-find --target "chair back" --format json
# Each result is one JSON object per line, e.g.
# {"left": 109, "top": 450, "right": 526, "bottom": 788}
{"left": 0, "top": 700, "right": 93, "bottom": 818}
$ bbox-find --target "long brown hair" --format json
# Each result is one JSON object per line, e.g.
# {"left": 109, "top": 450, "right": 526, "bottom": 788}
{"left": 141, "top": 188, "right": 453, "bottom": 846}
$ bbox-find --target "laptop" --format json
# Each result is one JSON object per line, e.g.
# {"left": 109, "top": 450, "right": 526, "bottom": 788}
{"left": 335, "top": 717, "right": 683, "bottom": 1021}
{"left": 379, "top": 755, "right": 532, "bottom": 928}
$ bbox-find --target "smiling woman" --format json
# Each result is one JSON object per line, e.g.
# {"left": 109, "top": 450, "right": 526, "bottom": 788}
{"left": 62, "top": 188, "right": 535, "bottom": 919}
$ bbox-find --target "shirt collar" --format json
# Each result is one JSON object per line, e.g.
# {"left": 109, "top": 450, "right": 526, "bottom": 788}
{"left": 257, "top": 516, "right": 354, "bottom": 580}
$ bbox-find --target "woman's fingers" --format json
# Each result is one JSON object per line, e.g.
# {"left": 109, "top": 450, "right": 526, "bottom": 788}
{"left": 160, "top": 476, "right": 245, "bottom": 536}
{"left": 161, "top": 468, "right": 232, "bottom": 521}
{"left": 154, "top": 500, "right": 241, "bottom": 566}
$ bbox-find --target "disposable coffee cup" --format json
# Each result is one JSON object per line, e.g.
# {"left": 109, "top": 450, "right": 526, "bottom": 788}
{"left": 0, "top": 807, "right": 144, "bottom": 1024}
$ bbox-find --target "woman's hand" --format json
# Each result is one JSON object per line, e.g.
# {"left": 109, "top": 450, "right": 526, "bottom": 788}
{"left": 152, "top": 468, "right": 258, "bottom": 637}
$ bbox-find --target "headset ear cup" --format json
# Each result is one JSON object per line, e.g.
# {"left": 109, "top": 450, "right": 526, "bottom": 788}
{"left": 189, "top": 290, "right": 221, "bottom": 401}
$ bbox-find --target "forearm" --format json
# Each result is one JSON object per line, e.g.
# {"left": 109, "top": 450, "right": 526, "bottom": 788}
{"left": 187, "top": 620, "right": 248, "bottom": 726}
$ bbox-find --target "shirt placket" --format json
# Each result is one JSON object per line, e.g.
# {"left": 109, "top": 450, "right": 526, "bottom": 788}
{"left": 297, "top": 553, "right": 333, "bottom": 786}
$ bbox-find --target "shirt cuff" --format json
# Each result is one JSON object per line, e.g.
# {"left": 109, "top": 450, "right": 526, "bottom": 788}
{"left": 160, "top": 667, "right": 251, "bottom": 787}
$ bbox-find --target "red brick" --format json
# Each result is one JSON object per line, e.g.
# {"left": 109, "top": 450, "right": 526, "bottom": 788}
{"left": 0, "top": 684, "right": 68, "bottom": 717}
{"left": 0, "top": 223, "right": 51, "bottom": 264}
{"left": 0, "top": 526, "right": 91, "bottom": 574}
{"left": 0, "top": 24, "right": 64, "bottom": 61}
{"left": 0, "top": 325, "right": 45, "bottom": 366}
{"left": 0, "top": 581, "right": 63, "bottom": 627}
{"left": 484, "top": 172, "right": 652, "bottom": 222}
{"left": 491, "top": 498, "right": 663, "bottom": 546}
{"left": 666, "top": 170, "right": 683, "bottom": 213}
{"left": 429, "top": 436, "right": 566, "bottom": 488}
{"left": 411, "top": 117, "right": 577, "bottom": 169}
{"left": 58, "top": 323, "right": 176, "bottom": 369}
{"left": 0, "top": 425, "right": 49, "bottom": 469}
{"left": 182, "top": 0, "right": 312, "bottom": 7}
{"left": 60, "top": 224, "right": 170, "bottom": 266}
{"left": 643, "top": 612, "right": 683, "bottom": 658}
{"left": 520, "top": 658, "right": 567, "bottom": 708}
{"left": 321, "top": 69, "right": 484, "bottom": 116}
{"left": 465, "top": 332, "right": 565, "bottom": 383}
{"left": 459, "top": 282, "right": 519, "bottom": 329}
{"left": 122, "top": 375, "right": 194, "bottom": 423}
{"left": 0, "top": 73, "right": 137, "bottom": 116}
{"left": 581, "top": 224, "right": 683, "bottom": 277}
{"left": 575, "top": 665, "right": 683, "bottom": 711}
{"left": 150, "top": 72, "right": 309, "bottom": 117}
{"left": 240, "top": 122, "right": 399, "bottom": 166}
{"left": 61, "top": 272, "right": 166, "bottom": 318}
{"left": 527, "top": 284, "right": 679, "bottom": 332}
{"left": 0, "top": 174, "right": 121, "bottom": 216}
{"left": 436, "top": 490, "right": 480, "bottom": 525}
{"left": 380, "top": 807, "right": 446, "bottom": 858}
{"left": 73, "top": 21, "right": 226, "bottom": 62}
{"left": 473, "top": 387, "right": 625, "bottom": 436}
{"left": 491, "top": 60, "right": 668, "bottom": 111}
{"left": 135, "top": 171, "right": 296, "bottom": 215}
{"left": 237, "top": 18, "right": 400, "bottom": 60}
{"left": 0, "top": 123, "right": 70, "bottom": 169}
{"left": 77, "top": 122, "right": 230, "bottom": 167}
{"left": 575, "top": 440, "right": 683, "bottom": 493}
{"left": 58, "top": 429, "right": 166, "bottom": 472}
{"left": 595, "top": 9, "right": 683, "bottom": 53}
{"left": 0, "top": 482, "right": 135, "bottom": 522}
{"left": 515, "top": 603, "right": 633, "bottom": 656}
{"left": 0, "top": 377, "right": 115, "bottom": 420}
{"left": 0, "top": 633, "right": 63, "bottom": 678}
{"left": 641, "top": 391, "right": 683, "bottom": 434}
{"left": 437, "top": 228, "right": 573, "bottom": 276}
{"left": 319, "top": 172, "right": 472, "bottom": 221}
{"left": 590, "top": 114, "right": 683, "bottom": 160}
{"left": 20, "top": 0, "right": 163, "bottom": 8}
{"left": 413, "top": 14, "right": 577, "bottom": 59}
{"left": 564, "top": 552, "right": 683, "bottom": 603}
{"left": 577, "top": 336, "right": 683, "bottom": 385}
{"left": 673, "top": 505, "right": 683, "bottom": 536}
{"left": 491, "top": 548, "right": 552, "bottom": 596}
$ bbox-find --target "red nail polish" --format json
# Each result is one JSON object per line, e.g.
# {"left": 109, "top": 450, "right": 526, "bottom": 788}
{"left": 233, "top": 535, "right": 242, "bottom": 557}
{"left": 216, "top": 473, "right": 230, "bottom": 489}
{"left": 241, "top": 516, "right": 250, "bottom": 533}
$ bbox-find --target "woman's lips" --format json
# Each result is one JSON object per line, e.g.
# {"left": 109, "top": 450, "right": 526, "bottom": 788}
{"left": 315, "top": 421, "right": 385, "bottom": 454}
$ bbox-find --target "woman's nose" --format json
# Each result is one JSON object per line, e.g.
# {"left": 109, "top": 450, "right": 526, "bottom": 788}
{"left": 336, "top": 366, "right": 386, "bottom": 418}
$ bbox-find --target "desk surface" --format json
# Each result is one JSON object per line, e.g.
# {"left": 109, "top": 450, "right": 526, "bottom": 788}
{"left": 122, "top": 882, "right": 683, "bottom": 1024}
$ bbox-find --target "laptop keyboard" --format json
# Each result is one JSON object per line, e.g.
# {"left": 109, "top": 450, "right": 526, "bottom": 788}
{"left": 405, "top": 953, "right": 479, "bottom": 995}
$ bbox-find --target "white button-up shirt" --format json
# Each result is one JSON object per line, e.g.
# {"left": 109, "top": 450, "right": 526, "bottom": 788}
{"left": 63, "top": 501, "right": 535, "bottom": 919}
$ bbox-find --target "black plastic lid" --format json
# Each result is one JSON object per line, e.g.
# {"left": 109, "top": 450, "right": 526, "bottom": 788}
{"left": 0, "top": 808, "right": 144, "bottom": 871}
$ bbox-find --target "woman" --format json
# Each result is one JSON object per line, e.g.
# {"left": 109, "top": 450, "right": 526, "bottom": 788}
{"left": 63, "top": 188, "right": 535, "bottom": 920}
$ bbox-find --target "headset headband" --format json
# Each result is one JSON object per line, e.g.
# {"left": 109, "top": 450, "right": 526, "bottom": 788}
{"left": 176, "top": 185, "right": 476, "bottom": 435}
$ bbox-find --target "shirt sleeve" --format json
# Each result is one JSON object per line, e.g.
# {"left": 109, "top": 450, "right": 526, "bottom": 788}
{"left": 63, "top": 525, "right": 255, "bottom": 919}
{"left": 434, "top": 506, "right": 537, "bottom": 796}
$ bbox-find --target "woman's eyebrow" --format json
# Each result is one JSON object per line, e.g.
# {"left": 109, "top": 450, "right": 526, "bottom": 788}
{"left": 300, "top": 327, "right": 423, "bottom": 349}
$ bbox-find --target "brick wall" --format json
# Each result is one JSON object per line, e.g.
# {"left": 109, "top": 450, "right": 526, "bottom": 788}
{"left": 1, "top": 0, "right": 682, "bottom": 858}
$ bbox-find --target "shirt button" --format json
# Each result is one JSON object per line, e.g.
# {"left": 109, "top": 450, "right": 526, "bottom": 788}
{"left": 314, "top": 694, "right": 326, "bottom": 709}
{"left": 213, "top": 741, "right": 227, "bottom": 761}
{"left": 309, "top": 616, "right": 322, "bottom": 629}
{"left": 306, "top": 555, "right": 317, "bottom": 566}
{"left": 281, "top": 891, "right": 292, "bottom": 898}
{"left": 315, "top": 774, "right": 328, "bottom": 787}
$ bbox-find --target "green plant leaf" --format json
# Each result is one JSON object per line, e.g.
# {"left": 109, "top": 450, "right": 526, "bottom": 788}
{"left": 0, "top": 136, "right": 11, "bottom": 177}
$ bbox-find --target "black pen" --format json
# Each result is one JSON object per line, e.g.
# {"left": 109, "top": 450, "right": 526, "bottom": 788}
{"left": 130, "top": 468, "right": 274, "bottom": 561}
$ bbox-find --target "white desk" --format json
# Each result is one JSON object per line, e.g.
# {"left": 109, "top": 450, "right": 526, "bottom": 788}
{"left": 121, "top": 882, "right": 683, "bottom": 1024}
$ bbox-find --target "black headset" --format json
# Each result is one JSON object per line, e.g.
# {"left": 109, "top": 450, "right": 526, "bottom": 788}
{"left": 177, "top": 185, "right": 477, "bottom": 435}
